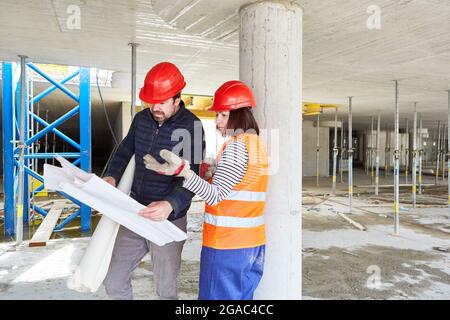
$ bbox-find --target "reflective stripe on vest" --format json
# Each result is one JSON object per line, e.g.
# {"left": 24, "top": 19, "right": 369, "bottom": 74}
{"left": 204, "top": 212, "right": 265, "bottom": 228}
{"left": 226, "top": 190, "right": 266, "bottom": 202}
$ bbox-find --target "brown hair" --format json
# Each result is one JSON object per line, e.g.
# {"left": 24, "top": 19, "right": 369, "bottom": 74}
{"left": 173, "top": 92, "right": 181, "bottom": 101}
{"left": 226, "top": 107, "right": 260, "bottom": 135}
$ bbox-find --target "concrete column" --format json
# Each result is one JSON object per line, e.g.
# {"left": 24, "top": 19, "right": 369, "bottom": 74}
{"left": 240, "top": 0, "right": 302, "bottom": 299}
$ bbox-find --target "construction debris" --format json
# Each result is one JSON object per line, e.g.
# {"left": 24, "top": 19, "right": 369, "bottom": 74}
{"left": 337, "top": 212, "right": 367, "bottom": 231}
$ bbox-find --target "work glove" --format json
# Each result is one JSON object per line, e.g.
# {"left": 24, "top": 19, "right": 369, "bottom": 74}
{"left": 200, "top": 157, "right": 217, "bottom": 180}
{"left": 143, "top": 149, "right": 191, "bottom": 178}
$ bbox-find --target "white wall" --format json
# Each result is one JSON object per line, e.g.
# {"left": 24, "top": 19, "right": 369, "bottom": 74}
{"left": 302, "top": 120, "right": 330, "bottom": 177}
{"left": 200, "top": 119, "right": 227, "bottom": 158}
{"left": 364, "top": 130, "right": 409, "bottom": 168}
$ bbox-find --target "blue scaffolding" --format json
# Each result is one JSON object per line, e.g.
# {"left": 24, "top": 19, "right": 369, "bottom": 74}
{"left": 2, "top": 61, "right": 92, "bottom": 239}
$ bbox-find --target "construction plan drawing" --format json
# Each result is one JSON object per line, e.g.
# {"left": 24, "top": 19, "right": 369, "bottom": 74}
{"left": 43, "top": 156, "right": 187, "bottom": 246}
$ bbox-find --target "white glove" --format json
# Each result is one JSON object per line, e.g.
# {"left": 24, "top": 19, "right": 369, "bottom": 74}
{"left": 200, "top": 157, "right": 217, "bottom": 180}
{"left": 143, "top": 150, "right": 191, "bottom": 178}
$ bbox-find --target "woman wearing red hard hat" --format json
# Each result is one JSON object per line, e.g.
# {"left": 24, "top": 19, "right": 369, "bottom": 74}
{"left": 144, "top": 80, "right": 269, "bottom": 300}
{"left": 103, "top": 62, "right": 206, "bottom": 300}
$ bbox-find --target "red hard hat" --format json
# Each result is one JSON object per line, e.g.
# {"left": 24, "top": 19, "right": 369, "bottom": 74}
{"left": 139, "top": 62, "right": 186, "bottom": 104}
{"left": 209, "top": 80, "right": 256, "bottom": 112}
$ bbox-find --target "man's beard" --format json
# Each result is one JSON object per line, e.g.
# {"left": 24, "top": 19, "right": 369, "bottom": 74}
{"left": 151, "top": 110, "right": 165, "bottom": 121}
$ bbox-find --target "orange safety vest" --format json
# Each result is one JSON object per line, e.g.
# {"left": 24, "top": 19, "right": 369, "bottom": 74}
{"left": 203, "top": 133, "right": 269, "bottom": 250}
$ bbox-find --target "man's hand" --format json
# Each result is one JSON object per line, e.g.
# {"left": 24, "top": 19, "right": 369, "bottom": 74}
{"left": 138, "top": 200, "right": 173, "bottom": 222}
{"left": 103, "top": 176, "right": 116, "bottom": 187}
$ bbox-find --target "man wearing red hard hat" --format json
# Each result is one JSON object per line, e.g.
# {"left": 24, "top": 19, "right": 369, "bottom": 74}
{"left": 103, "top": 62, "right": 205, "bottom": 300}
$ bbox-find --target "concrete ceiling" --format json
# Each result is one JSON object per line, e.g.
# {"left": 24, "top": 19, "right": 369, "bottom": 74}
{"left": 1, "top": 0, "right": 450, "bottom": 129}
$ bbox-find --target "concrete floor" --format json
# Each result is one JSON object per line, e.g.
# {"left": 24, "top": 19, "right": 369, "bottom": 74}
{"left": 0, "top": 200, "right": 204, "bottom": 300}
{"left": 303, "top": 168, "right": 450, "bottom": 299}
{"left": 0, "top": 169, "right": 449, "bottom": 299}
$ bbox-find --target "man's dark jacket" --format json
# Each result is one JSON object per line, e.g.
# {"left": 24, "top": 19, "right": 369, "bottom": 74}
{"left": 105, "top": 101, "right": 205, "bottom": 221}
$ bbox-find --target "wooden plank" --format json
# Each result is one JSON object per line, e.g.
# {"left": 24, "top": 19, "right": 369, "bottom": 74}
{"left": 337, "top": 212, "right": 367, "bottom": 231}
{"left": 29, "top": 201, "right": 66, "bottom": 247}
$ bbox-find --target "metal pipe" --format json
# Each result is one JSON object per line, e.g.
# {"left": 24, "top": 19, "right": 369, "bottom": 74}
{"left": 365, "top": 128, "right": 369, "bottom": 175}
{"left": 36, "top": 102, "right": 40, "bottom": 168}
{"left": 33, "top": 184, "right": 45, "bottom": 193}
{"left": 439, "top": 122, "right": 446, "bottom": 181}
{"left": 30, "top": 112, "right": 81, "bottom": 150}
{"left": 436, "top": 121, "right": 441, "bottom": 185}
{"left": 370, "top": 116, "right": 374, "bottom": 184}
{"left": 54, "top": 209, "right": 81, "bottom": 231}
{"left": 340, "top": 118, "right": 344, "bottom": 183}
{"left": 16, "top": 55, "right": 28, "bottom": 245}
{"left": 23, "top": 153, "right": 80, "bottom": 159}
{"left": 412, "top": 104, "right": 417, "bottom": 208}
{"left": 31, "top": 80, "right": 37, "bottom": 223}
{"left": 419, "top": 115, "right": 423, "bottom": 194}
{"left": 129, "top": 43, "right": 139, "bottom": 118}
{"left": 27, "top": 63, "right": 79, "bottom": 102}
{"left": 385, "top": 124, "right": 389, "bottom": 177}
{"left": 33, "top": 70, "right": 79, "bottom": 104}
{"left": 448, "top": 91, "right": 450, "bottom": 219}
{"left": 400, "top": 125, "right": 404, "bottom": 180}
{"left": 442, "top": 124, "right": 446, "bottom": 181}
{"left": 33, "top": 205, "right": 48, "bottom": 218}
{"left": 2, "top": 63, "right": 16, "bottom": 238}
{"left": 365, "top": 120, "right": 370, "bottom": 176}
{"left": 393, "top": 80, "right": 400, "bottom": 235}
{"left": 405, "top": 119, "right": 409, "bottom": 184}
{"left": 25, "top": 106, "right": 80, "bottom": 146}
{"left": 348, "top": 97, "right": 353, "bottom": 213}
{"left": 17, "top": 164, "right": 84, "bottom": 209}
{"left": 44, "top": 109, "right": 48, "bottom": 165}
{"left": 52, "top": 132, "right": 56, "bottom": 165}
{"left": 375, "top": 113, "right": 381, "bottom": 195}
{"left": 78, "top": 68, "right": 92, "bottom": 232}
{"left": 316, "top": 113, "right": 320, "bottom": 187}
{"left": 332, "top": 107, "right": 338, "bottom": 194}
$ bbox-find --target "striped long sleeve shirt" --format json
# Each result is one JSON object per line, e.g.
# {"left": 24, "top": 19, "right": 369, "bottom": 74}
{"left": 183, "top": 140, "right": 248, "bottom": 206}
